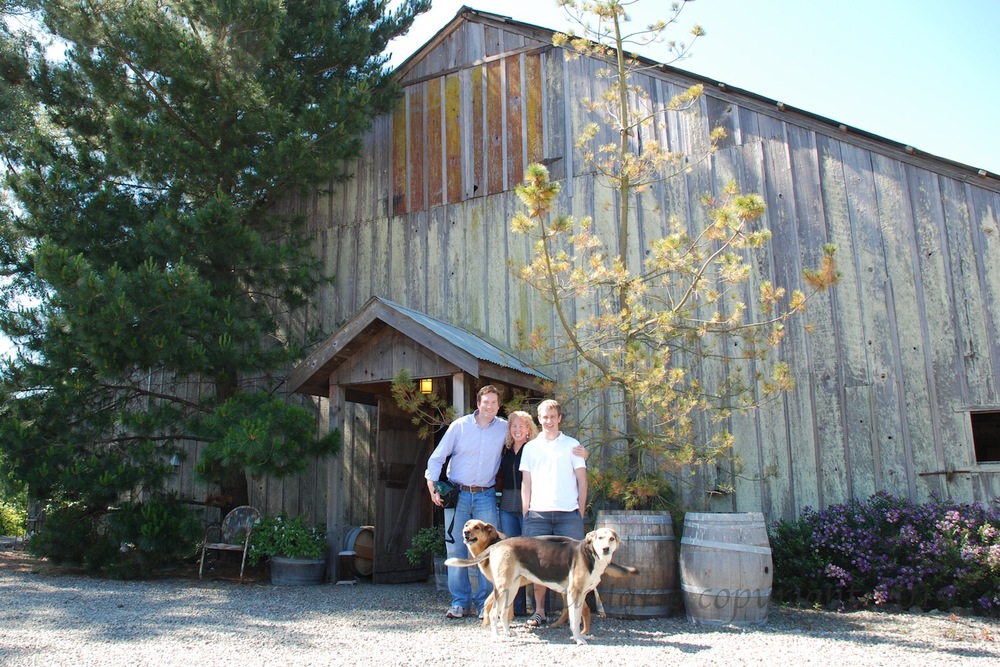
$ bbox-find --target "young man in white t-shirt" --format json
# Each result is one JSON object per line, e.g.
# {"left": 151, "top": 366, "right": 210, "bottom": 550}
{"left": 519, "top": 399, "right": 587, "bottom": 627}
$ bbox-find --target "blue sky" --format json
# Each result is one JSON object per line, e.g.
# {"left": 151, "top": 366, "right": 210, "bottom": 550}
{"left": 387, "top": 0, "right": 1000, "bottom": 174}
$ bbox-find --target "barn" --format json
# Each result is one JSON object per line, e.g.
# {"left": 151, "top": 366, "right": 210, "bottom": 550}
{"left": 193, "top": 7, "right": 1000, "bottom": 582}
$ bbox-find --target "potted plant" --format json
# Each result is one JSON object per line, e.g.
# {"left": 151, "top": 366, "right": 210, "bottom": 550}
{"left": 248, "top": 513, "right": 328, "bottom": 585}
{"left": 405, "top": 525, "right": 448, "bottom": 591}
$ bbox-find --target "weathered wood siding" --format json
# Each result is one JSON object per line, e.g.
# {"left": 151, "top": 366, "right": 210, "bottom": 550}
{"left": 162, "top": 378, "right": 329, "bottom": 527}
{"left": 283, "top": 12, "right": 1000, "bottom": 522}
{"left": 161, "top": 374, "right": 213, "bottom": 509}
{"left": 341, "top": 401, "right": 377, "bottom": 529}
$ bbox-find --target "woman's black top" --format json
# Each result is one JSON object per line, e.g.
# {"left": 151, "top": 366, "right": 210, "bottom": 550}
{"left": 497, "top": 445, "right": 523, "bottom": 513}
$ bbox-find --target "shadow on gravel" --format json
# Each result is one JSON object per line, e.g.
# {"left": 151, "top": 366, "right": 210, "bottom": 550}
{"left": 1, "top": 546, "right": 998, "bottom": 664}
{"left": 766, "top": 607, "right": 999, "bottom": 661}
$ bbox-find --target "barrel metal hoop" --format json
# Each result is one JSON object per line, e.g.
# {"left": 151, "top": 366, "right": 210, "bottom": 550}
{"left": 681, "top": 583, "right": 772, "bottom": 596}
{"left": 680, "top": 537, "right": 771, "bottom": 554}
{"left": 600, "top": 587, "right": 676, "bottom": 595}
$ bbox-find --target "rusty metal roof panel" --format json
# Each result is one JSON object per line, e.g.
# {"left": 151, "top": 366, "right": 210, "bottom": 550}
{"left": 379, "top": 298, "right": 553, "bottom": 381}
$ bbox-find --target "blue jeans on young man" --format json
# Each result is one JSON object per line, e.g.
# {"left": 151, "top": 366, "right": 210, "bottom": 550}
{"left": 498, "top": 509, "right": 527, "bottom": 615}
{"left": 522, "top": 509, "right": 585, "bottom": 540}
{"left": 444, "top": 489, "right": 498, "bottom": 612}
{"left": 522, "top": 510, "right": 585, "bottom": 616}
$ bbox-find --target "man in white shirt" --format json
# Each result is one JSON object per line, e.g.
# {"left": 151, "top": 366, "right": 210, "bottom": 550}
{"left": 519, "top": 398, "right": 587, "bottom": 627}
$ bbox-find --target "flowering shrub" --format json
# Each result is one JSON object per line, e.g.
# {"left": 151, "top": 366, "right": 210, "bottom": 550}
{"left": 247, "top": 513, "right": 326, "bottom": 566}
{"left": 770, "top": 493, "right": 1000, "bottom": 615}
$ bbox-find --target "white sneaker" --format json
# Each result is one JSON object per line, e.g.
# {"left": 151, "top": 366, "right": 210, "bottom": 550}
{"left": 446, "top": 605, "right": 464, "bottom": 619}
{"left": 478, "top": 608, "right": 485, "bottom": 619}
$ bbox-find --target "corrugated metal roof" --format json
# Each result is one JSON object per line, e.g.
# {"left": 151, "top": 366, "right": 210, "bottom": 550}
{"left": 377, "top": 297, "right": 553, "bottom": 381}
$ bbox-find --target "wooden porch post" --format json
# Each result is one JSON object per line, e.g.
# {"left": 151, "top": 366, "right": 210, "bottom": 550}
{"left": 327, "top": 382, "right": 347, "bottom": 580}
{"left": 452, "top": 372, "right": 466, "bottom": 412}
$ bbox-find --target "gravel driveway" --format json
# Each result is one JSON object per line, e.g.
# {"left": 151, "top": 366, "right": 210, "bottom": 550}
{"left": 1, "top": 557, "right": 999, "bottom": 667}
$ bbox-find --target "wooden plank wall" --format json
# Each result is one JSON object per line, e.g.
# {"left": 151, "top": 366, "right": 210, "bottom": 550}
{"left": 158, "top": 374, "right": 328, "bottom": 526}
{"left": 341, "top": 401, "right": 377, "bottom": 529}
{"left": 284, "top": 15, "right": 1000, "bottom": 522}
{"left": 162, "top": 374, "right": 213, "bottom": 512}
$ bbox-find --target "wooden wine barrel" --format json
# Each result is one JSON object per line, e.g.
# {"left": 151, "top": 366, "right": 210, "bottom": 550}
{"left": 594, "top": 510, "right": 678, "bottom": 618}
{"left": 679, "top": 512, "right": 773, "bottom": 626}
{"left": 343, "top": 525, "right": 375, "bottom": 577}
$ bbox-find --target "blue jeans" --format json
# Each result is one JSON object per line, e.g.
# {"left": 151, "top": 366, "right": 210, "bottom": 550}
{"left": 498, "top": 509, "right": 526, "bottom": 615}
{"left": 522, "top": 510, "right": 585, "bottom": 540}
{"left": 522, "top": 510, "right": 584, "bottom": 616}
{"left": 444, "top": 489, "right": 498, "bottom": 611}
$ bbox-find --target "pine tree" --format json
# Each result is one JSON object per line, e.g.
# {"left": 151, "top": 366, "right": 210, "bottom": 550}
{"left": 0, "top": 0, "right": 428, "bottom": 562}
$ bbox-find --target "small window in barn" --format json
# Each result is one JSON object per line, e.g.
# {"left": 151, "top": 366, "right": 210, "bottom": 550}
{"left": 971, "top": 411, "right": 1000, "bottom": 463}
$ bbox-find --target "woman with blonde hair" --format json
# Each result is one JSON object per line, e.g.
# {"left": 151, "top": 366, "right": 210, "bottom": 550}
{"left": 498, "top": 413, "right": 538, "bottom": 532}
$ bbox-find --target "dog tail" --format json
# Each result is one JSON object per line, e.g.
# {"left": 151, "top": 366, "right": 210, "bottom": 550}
{"left": 605, "top": 562, "right": 640, "bottom": 577}
{"left": 444, "top": 545, "right": 493, "bottom": 568}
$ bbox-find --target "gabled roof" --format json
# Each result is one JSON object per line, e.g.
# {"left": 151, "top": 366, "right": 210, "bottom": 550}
{"left": 393, "top": 5, "right": 997, "bottom": 184}
{"left": 286, "top": 296, "right": 552, "bottom": 397}
{"left": 391, "top": 6, "right": 554, "bottom": 83}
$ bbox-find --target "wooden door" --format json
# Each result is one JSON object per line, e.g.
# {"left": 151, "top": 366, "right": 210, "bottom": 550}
{"left": 373, "top": 396, "right": 431, "bottom": 583}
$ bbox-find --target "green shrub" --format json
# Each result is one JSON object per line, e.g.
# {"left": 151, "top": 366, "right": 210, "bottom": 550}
{"left": 0, "top": 501, "right": 25, "bottom": 536}
{"left": 0, "top": 484, "right": 27, "bottom": 536}
{"left": 405, "top": 525, "right": 446, "bottom": 566}
{"left": 247, "top": 513, "right": 326, "bottom": 565}
{"left": 770, "top": 515, "right": 829, "bottom": 603}
{"left": 29, "top": 496, "right": 200, "bottom": 577}
{"left": 29, "top": 504, "right": 112, "bottom": 570}
{"left": 770, "top": 493, "right": 1000, "bottom": 615}
{"left": 105, "top": 495, "right": 202, "bottom": 578}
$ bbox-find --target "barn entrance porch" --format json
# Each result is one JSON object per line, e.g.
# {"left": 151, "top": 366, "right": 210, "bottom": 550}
{"left": 287, "top": 296, "right": 550, "bottom": 583}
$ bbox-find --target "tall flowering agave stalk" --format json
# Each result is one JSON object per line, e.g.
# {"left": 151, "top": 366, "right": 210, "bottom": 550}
{"left": 770, "top": 492, "right": 1000, "bottom": 614}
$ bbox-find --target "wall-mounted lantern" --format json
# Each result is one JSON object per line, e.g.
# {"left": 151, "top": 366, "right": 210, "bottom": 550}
{"left": 419, "top": 378, "right": 433, "bottom": 395}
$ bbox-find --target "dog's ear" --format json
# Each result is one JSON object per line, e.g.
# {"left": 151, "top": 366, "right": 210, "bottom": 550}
{"left": 486, "top": 524, "right": 499, "bottom": 541}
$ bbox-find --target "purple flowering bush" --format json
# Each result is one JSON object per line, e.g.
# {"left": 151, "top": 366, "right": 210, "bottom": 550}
{"left": 769, "top": 492, "right": 1000, "bottom": 615}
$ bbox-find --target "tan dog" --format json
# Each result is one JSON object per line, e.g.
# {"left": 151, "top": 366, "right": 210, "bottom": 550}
{"left": 460, "top": 520, "right": 513, "bottom": 628}
{"left": 461, "top": 519, "right": 596, "bottom": 633}
{"left": 448, "top": 528, "right": 638, "bottom": 645}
